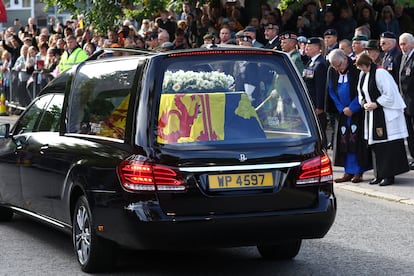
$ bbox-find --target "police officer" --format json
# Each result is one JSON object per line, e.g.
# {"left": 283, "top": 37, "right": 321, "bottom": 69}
{"left": 58, "top": 35, "right": 88, "bottom": 74}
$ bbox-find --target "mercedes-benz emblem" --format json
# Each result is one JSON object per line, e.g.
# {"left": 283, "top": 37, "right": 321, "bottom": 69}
{"left": 239, "top": 153, "right": 247, "bottom": 162}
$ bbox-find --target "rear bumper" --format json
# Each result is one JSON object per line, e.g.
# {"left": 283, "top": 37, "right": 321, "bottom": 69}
{"left": 90, "top": 192, "right": 336, "bottom": 250}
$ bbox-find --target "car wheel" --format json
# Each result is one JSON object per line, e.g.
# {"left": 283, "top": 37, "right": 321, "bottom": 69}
{"left": 0, "top": 206, "right": 13, "bottom": 221}
{"left": 257, "top": 239, "right": 302, "bottom": 260}
{"left": 72, "top": 195, "right": 116, "bottom": 272}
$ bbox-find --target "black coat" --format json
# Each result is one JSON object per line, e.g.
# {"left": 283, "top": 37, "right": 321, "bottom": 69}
{"left": 399, "top": 52, "right": 414, "bottom": 116}
{"left": 264, "top": 36, "right": 281, "bottom": 50}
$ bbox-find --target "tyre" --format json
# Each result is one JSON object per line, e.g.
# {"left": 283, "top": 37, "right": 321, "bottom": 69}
{"left": 257, "top": 239, "right": 302, "bottom": 260}
{"left": 72, "top": 195, "right": 116, "bottom": 273}
{"left": 0, "top": 206, "right": 13, "bottom": 221}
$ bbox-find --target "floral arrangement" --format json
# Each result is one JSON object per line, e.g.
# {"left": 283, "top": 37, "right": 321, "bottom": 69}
{"left": 162, "top": 70, "right": 235, "bottom": 93}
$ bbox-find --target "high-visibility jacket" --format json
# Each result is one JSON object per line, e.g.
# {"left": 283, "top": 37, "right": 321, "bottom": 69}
{"left": 58, "top": 47, "right": 88, "bottom": 73}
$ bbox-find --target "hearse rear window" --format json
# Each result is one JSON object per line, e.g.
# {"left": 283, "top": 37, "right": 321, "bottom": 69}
{"left": 157, "top": 54, "right": 311, "bottom": 144}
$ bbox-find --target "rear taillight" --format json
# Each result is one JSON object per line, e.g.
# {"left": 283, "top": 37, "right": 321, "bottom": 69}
{"left": 118, "top": 160, "right": 186, "bottom": 192}
{"left": 296, "top": 154, "right": 333, "bottom": 185}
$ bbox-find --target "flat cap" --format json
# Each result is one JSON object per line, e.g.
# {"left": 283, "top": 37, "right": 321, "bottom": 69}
{"left": 235, "top": 30, "right": 244, "bottom": 38}
{"left": 352, "top": 34, "right": 368, "bottom": 41}
{"left": 380, "top": 31, "right": 397, "bottom": 39}
{"left": 306, "top": 37, "right": 322, "bottom": 45}
{"left": 323, "top": 29, "right": 337, "bottom": 37}
{"left": 243, "top": 26, "right": 256, "bottom": 33}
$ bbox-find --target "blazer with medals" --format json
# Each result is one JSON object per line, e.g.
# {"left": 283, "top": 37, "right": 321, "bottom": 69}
{"left": 399, "top": 51, "right": 414, "bottom": 116}
{"left": 382, "top": 46, "right": 402, "bottom": 83}
{"left": 303, "top": 54, "right": 328, "bottom": 111}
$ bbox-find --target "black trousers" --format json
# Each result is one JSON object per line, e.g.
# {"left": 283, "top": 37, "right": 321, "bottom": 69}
{"left": 405, "top": 114, "right": 414, "bottom": 160}
{"left": 371, "top": 139, "right": 409, "bottom": 179}
{"left": 318, "top": 112, "right": 328, "bottom": 149}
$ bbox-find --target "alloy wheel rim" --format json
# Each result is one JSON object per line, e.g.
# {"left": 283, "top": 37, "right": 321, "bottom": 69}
{"left": 74, "top": 205, "right": 91, "bottom": 265}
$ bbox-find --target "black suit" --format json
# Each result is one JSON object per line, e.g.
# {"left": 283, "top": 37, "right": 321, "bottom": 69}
{"left": 399, "top": 51, "right": 414, "bottom": 159}
{"left": 303, "top": 54, "right": 328, "bottom": 147}
{"left": 264, "top": 36, "right": 281, "bottom": 50}
{"left": 382, "top": 46, "right": 402, "bottom": 84}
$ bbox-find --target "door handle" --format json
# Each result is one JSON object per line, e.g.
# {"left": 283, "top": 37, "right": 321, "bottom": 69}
{"left": 40, "top": 144, "right": 49, "bottom": 154}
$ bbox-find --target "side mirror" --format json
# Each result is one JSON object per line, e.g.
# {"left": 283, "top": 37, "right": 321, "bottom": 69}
{"left": 0, "top": 123, "right": 11, "bottom": 138}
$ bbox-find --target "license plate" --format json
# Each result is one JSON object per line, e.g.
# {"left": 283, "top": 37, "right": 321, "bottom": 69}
{"left": 208, "top": 172, "right": 274, "bottom": 190}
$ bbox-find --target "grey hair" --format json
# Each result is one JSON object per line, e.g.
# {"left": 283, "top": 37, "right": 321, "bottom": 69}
{"left": 399, "top": 32, "right": 414, "bottom": 43}
{"left": 328, "top": 48, "right": 347, "bottom": 64}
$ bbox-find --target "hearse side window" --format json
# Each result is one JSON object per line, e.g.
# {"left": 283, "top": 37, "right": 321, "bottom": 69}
{"left": 37, "top": 94, "right": 64, "bottom": 132}
{"left": 157, "top": 55, "right": 312, "bottom": 145}
{"left": 14, "top": 94, "right": 54, "bottom": 135}
{"left": 67, "top": 59, "right": 139, "bottom": 140}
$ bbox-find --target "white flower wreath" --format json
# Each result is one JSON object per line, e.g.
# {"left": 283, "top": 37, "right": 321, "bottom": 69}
{"left": 162, "top": 70, "right": 235, "bottom": 93}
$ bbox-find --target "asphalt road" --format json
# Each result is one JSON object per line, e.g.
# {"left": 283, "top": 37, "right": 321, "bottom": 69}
{"left": 1, "top": 114, "right": 414, "bottom": 206}
{"left": 1, "top": 189, "right": 413, "bottom": 275}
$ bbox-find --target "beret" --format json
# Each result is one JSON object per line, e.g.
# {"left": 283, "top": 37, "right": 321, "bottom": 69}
{"left": 280, "top": 32, "right": 298, "bottom": 40}
{"left": 297, "top": 36, "right": 307, "bottom": 43}
{"left": 380, "top": 31, "right": 397, "bottom": 39}
{"left": 324, "top": 29, "right": 337, "bottom": 37}
{"left": 306, "top": 37, "right": 322, "bottom": 45}
{"left": 352, "top": 34, "right": 368, "bottom": 41}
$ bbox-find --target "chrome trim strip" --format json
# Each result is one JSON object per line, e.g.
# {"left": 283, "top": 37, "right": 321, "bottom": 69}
{"left": 64, "top": 133, "right": 123, "bottom": 143}
{"left": 89, "top": 190, "right": 117, "bottom": 194}
{"left": 179, "top": 162, "right": 301, "bottom": 172}
{"left": 10, "top": 207, "right": 68, "bottom": 228}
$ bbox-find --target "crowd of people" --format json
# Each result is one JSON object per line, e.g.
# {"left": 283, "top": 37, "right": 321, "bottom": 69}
{"left": 0, "top": 0, "right": 414, "bottom": 185}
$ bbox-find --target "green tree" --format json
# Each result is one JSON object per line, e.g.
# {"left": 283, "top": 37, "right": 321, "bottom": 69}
{"left": 123, "top": 0, "right": 169, "bottom": 24}
{"left": 41, "top": 0, "right": 318, "bottom": 33}
{"left": 41, "top": 0, "right": 169, "bottom": 33}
